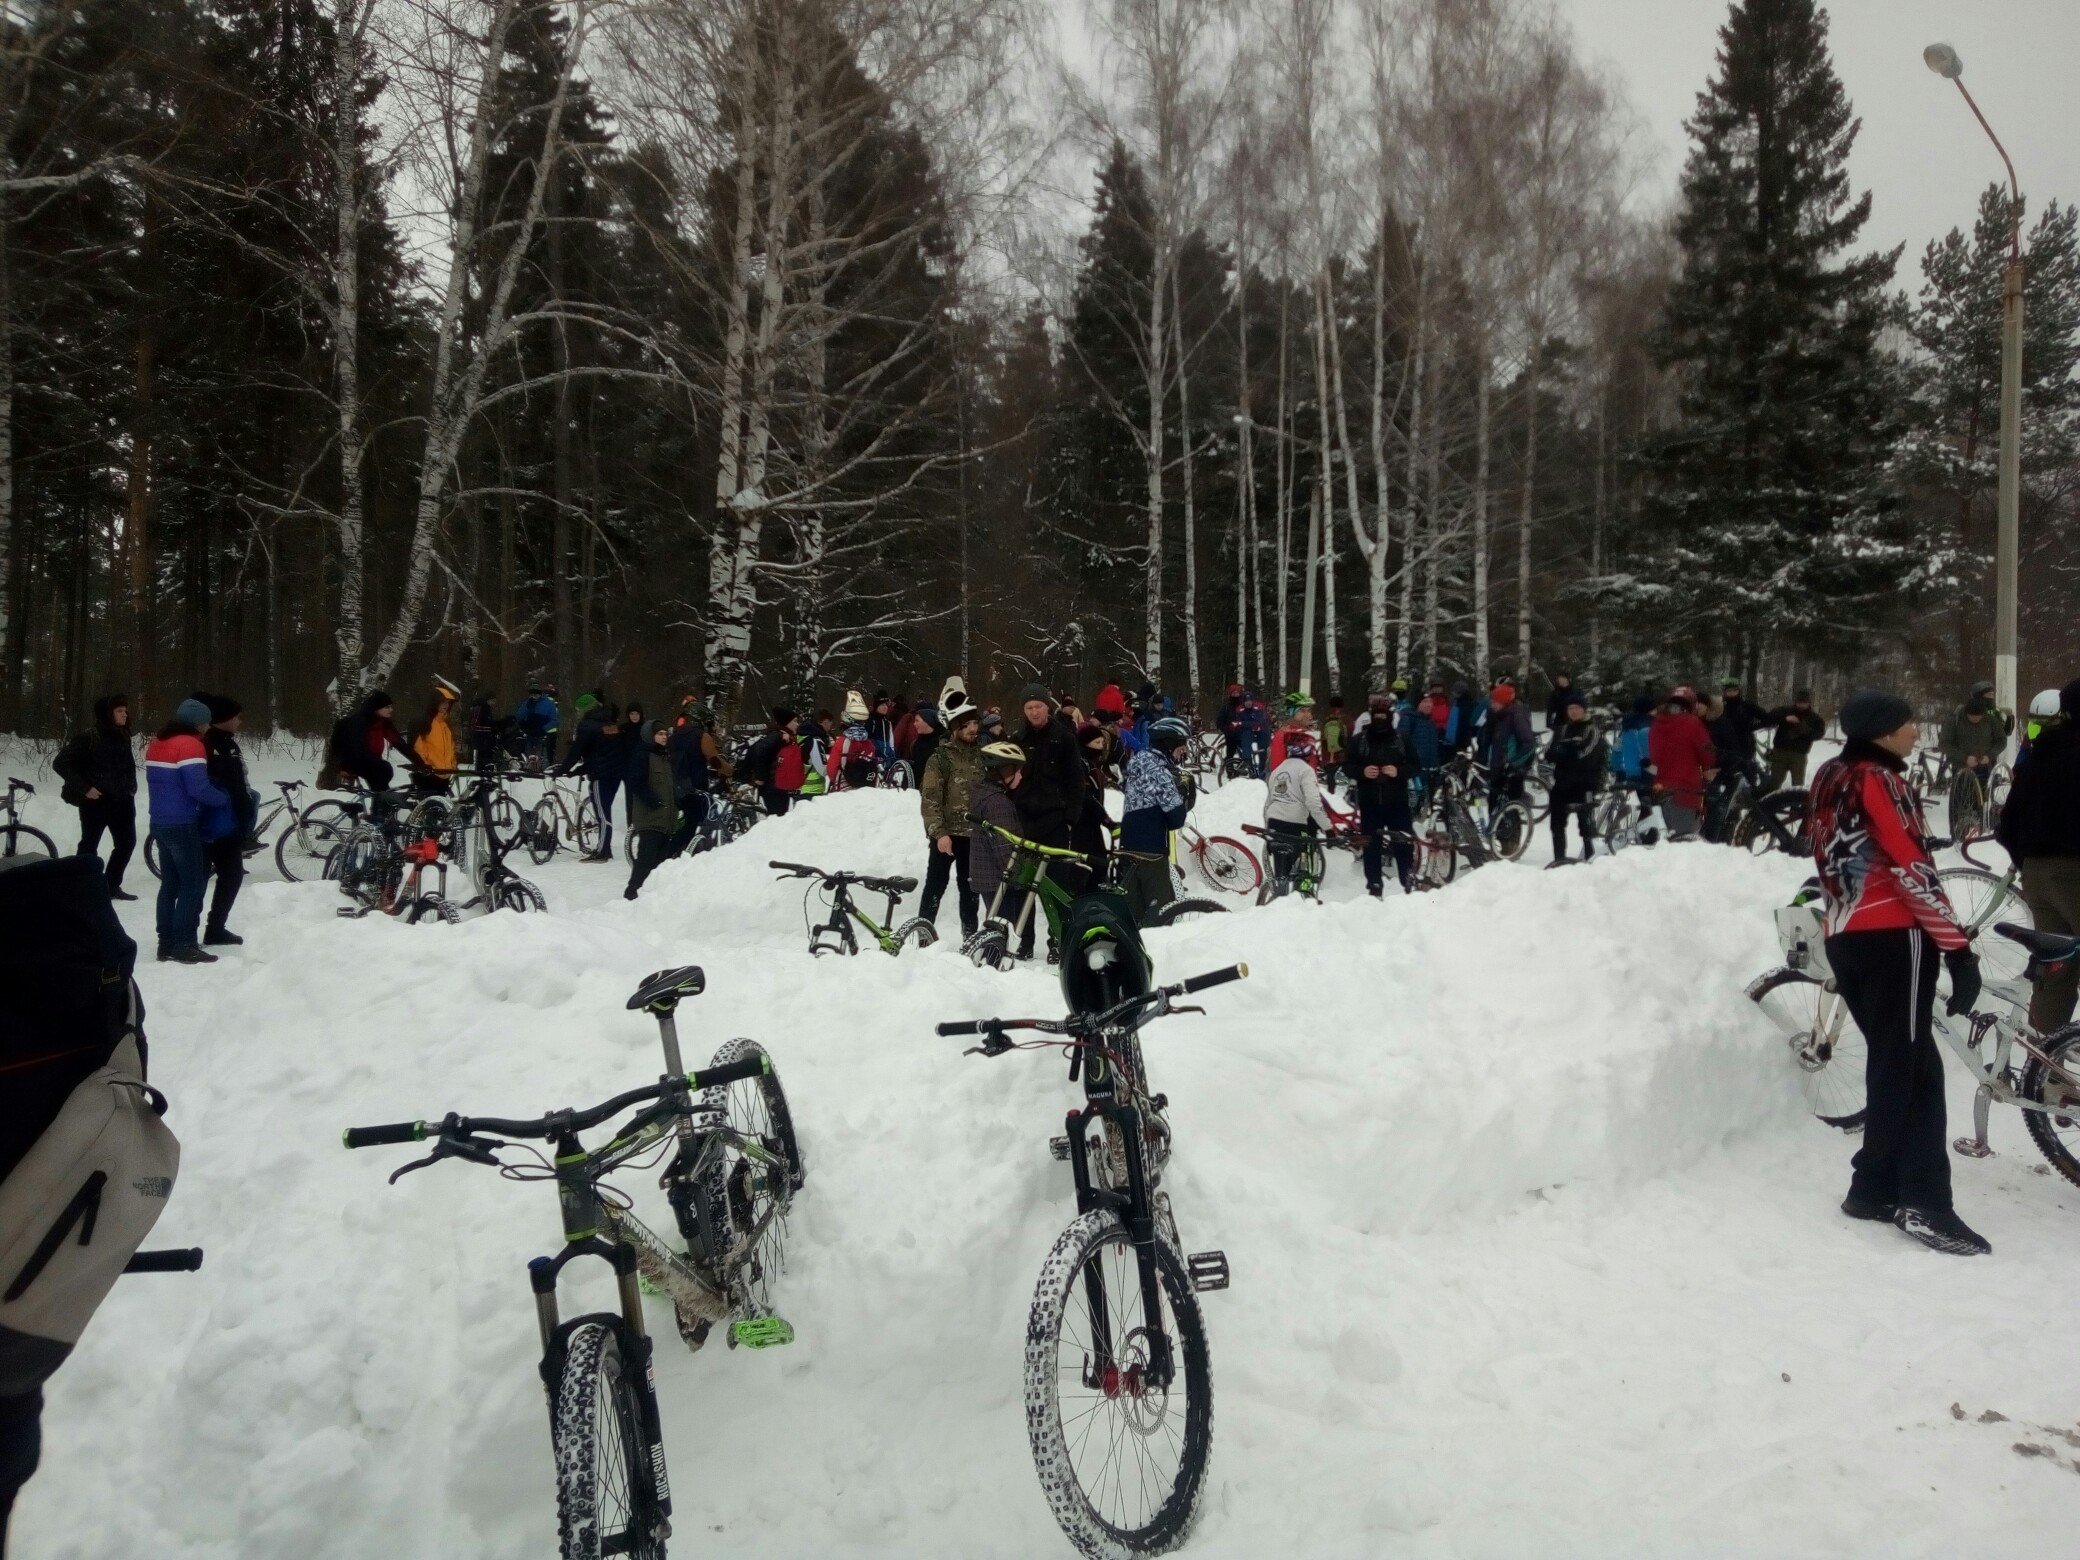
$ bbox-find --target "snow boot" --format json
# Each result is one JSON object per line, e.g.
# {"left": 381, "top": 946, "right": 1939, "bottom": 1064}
{"left": 1894, "top": 1206, "right": 1991, "bottom": 1256}
{"left": 204, "top": 928, "right": 243, "bottom": 947}
{"left": 1840, "top": 1192, "right": 1895, "bottom": 1223}
{"left": 157, "top": 945, "right": 218, "bottom": 965}
{"left": 110, "top": 887, "right": 139, "bottom": 901}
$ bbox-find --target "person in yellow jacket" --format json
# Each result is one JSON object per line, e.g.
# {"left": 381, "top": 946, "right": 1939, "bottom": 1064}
{"left": 410, "top": 676, "right": 463, "bottom": 778}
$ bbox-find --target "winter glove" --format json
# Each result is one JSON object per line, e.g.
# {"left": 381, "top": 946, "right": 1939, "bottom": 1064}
{"left": 1944, "top": 948, "right": 1982, "bottom": 1017}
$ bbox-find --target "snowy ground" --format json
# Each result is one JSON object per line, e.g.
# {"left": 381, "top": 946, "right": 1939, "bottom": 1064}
{"left": 6, "top": 738, "right": 2077, "bottom": 1558}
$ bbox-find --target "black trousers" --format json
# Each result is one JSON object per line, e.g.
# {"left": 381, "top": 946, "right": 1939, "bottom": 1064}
{"left": 1263, "top": 819, "right": 1311, "bottom": 898}
{"left": 624, "top": 823, "right": 673, "bottom": 898}
{"left": 204, "top": 834, "right": 245, "bottom": 934}
{"left": 1827, "top": 928, "right": 1952, "bottom": 1215}
{"left": 0, "top": 1388, "right": 38, "bottom": 1546}
{"left": 920, "top": 835, "right": 977, "bottom": 936}
{"left": 76, "top": 796, "right": 137, "bottom": 888}
{"left": 760, "top": 786, "right": 792, "bottom": 817}
{"left": 1548, "top": 784, "right": 1597, "bottom": 861}
{"left": 1357, "top": 796, "right": 1414, "bottom": 893}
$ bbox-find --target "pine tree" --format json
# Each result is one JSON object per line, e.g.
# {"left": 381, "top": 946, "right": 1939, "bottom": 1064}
{"left": 1636, "top": 0, "right": 1906, "bottom": 674}
{"left": 1900, "top": 188, "right": 2080, "bottom": 674}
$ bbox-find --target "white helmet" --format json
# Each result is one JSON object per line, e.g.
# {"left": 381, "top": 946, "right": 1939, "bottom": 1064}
{"left": 2031, "top": 688, "right": 2062, "bottom": 718}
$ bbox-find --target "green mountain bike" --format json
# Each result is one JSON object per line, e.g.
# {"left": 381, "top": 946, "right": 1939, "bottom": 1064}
{"left": 769, "top": 860, "right": 936, "bottom": 955}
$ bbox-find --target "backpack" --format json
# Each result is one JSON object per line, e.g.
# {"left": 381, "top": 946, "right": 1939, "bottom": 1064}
{"left": 0, "top": 856, "right": 178, "bottom": 1398}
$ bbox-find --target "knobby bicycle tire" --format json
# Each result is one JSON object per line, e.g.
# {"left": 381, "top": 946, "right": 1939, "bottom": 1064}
{"left": 1149, "top": 896, "right": 1226, "bottom": 926}
{"left": 550, "top": 1318, "right": 667, "bottom": 1560}
{"left": 692, "top": 1038, "right": 802, "bottom": 1320}
{"left": 1024, "top": 1211, "right": 1213, "bottom": 1558}
{"left": 893, "top": 916, "right": 938, "bottom": 953}
{"left": 2019, "top": 1025, "right": 2080, "bottom": 1190}
{"left": 1197, "top": 836, "right": 1260, "bottom": 896}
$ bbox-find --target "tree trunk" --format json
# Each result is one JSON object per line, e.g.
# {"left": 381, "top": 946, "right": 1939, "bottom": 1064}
{"left": 1273, "top": 281, "right": 1290, "bottom": 688}
{"left": 1172, "top": 267, "right": 1199, "bottom": 703}
{"left": 1515, "top": 333, "right": 1541, "bottom": 681}
{"left": 1397, "top": 265, "right": 1426, "bottom": 675}
{"left": 0, "top": 188, "right": 14, "bottom": 725}
{"left": 329, "top": 7, "right": 369, "bottom": 710}
{"left": 1142, "top": 237, "right": 1168, "bottom": 681}
{"left": 1589, "top": 385, "right": 1606, "bottom": 668}
{"left": 706, "top": 43, "right": 760, "bottom": 707}
{"left": 1308, "top": 282, "right": 1339, "bottom": 690}
{"left": 548, "top": 156, "right": 575, "bottom": 697}
{"left": 1471, "top": 341, "right": 1491, "bottom": 678}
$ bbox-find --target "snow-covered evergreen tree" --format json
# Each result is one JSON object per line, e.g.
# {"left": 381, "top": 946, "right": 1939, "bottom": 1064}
{"left": 1634, "top": 0, "right": 1908, "bottom": 675}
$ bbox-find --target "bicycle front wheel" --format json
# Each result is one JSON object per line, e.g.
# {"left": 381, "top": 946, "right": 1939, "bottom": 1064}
{"left": 526, "top": 803, "right": 560, "bottom": 865}
{"left": 277, "top": 816, "right": 342, "bottom": 882}
{"left": 1026, "top": 1210, "right": 1212, "bottom": 1558}
{"left": 1948, "top": 768, "right": 1988, "bottom": 840}
{"left": 1197, "top": 836, "right": 1260, "bottom": 897}
{"left": 1492, "top": 803, "right": 1530, "bottom": 862}
{"left": 551, "top": 1318, "right": 667, "bottom": 1560}
{"left": 576, "top": 795, "right": 603, "bottom": 856}
{"left": 1936, "top": 867, "right": 2031, "bottom": 986}
{"left": 1747, "top": 966, "right": 1866, "bottom": 1129}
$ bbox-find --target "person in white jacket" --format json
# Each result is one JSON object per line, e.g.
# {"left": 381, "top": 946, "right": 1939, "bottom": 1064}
{"left": 1263, "top": 731, "right": 1333, "bottom": 898}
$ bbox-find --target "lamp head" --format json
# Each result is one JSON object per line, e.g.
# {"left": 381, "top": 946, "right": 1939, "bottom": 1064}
{"left": 1923, "top": 42, "right": 1963, "bottom": 81}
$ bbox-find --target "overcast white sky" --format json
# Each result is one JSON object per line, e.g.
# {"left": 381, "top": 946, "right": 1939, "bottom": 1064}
{"left": 1559, "top": 0, "right": 2080, "bottom": 269}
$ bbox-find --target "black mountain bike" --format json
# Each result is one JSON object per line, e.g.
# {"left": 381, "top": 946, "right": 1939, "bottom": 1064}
{"left": 345, "top": 966, "right": 803, "bottom": 1559}
{"left": 936, "top": 965, "right": 1244, "bottom": 1558}
{"left": 770, "top": 860, "right": 935, "bottom": 955}
{"left": 1, "top": 776, "right": 57, "bottom": 858}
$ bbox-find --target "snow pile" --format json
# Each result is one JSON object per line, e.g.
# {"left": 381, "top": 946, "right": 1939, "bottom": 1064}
{"left": 12, "top": 762, "right": 2080, "bottom": 1558}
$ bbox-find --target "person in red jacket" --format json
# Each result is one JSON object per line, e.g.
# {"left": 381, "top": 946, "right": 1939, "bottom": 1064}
{"left": 1810, "top": 689, "right": 1986, "bottom": 1256}
{"left": 1647, "top": 688, "right": 1716, "bottom": 839}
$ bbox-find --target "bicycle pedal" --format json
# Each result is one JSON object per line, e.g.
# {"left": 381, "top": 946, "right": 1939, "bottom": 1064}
{"left": 729, "top": 1315, "right": 795, "bottom": 1350}
{"left": 1186, "top": 1251, "right": 1230, "bottom": 1292}
{"left": 1951, "top": 1137, "right": 1996, "bottom": 1160}
{"left": 1049, "top": 1135, "right": 1071, "bottom": 1161}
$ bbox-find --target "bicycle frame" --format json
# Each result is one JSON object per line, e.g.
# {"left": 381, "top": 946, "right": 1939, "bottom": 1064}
{"left": 975, "top": 825, "right": 1084, "bottom": 948}
{"left": 1059, "top": 1082, "right": 1177, "bottom": 1393}
{"left": 1934, "top": 975, "right": 2080, "bottom": 1155}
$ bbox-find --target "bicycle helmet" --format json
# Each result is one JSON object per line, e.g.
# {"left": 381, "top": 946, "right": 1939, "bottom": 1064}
{"left": 1148, "top": 716, "right": 1190, "bottom": 751}
{"left": 1284, "top": 690, "right": 1315, "bottom": 715}
{"left": 980, "top": 740, "right": 1026, "bottom": 769}
{"left": 2030, "top": 688, "right": 2060, "bottom": 718}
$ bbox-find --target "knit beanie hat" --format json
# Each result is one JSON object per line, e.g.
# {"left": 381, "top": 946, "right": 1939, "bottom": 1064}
{"left": 1018, "top": 682, "right": 1052, "bottom": 709}
{"left": 771, "top": 706, "right": 797, "bottom": 728}
{"left": 173, "top": 697, "right": 213, "bottom": 730}
{"left": 203, "top": 693, "right": 243, "bottom": 724}
{"left": 1839, "top": 688, "right": 1914, "bottom": 742}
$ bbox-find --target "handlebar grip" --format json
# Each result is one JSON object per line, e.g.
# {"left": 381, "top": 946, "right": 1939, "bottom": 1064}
{"left": 936, "top": 1019, "right": 985, "bottom": 1037}
{"left": 769, "top": 860, "right": 814, "bottom": 876}
{"left": 124, "top": 1247, "right": 204, "bottom": 1274}
{"left": 1180, "top": 963, "right": 1248, "bottom": 995}
{"left": 690, "top": 1054, "right": 768, "bottom": 1091}
{"left": 342, "top": 1120, "right": 428, "bottom": 1149}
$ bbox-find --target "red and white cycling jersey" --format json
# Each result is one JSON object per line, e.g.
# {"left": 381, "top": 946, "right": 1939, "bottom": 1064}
{"left": 1808, "top": 753, "right": 1967, "bottom": 951}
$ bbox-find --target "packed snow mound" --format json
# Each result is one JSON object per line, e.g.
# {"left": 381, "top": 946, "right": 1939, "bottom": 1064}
{"left": 13, "top": 770, "right": 2080, "bottom": 1558}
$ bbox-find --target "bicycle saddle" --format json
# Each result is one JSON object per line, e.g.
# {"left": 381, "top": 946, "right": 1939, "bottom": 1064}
{"left": 1993, "top": 922, "right": 2080, "bottom": 963}
{"left": 860, "top": 874, "right": 918, "bottom": 896}
{"left": 627, "top": 965, "right": 706, "bottom": 1010}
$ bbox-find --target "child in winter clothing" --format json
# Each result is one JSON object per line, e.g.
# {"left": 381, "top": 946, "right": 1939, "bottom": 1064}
{"left": 1263, "top": 731, "right": 1334, "bottom": 898}
{"left": 624, "top": 722, "right": 685, "bottom": 900}
{"left": 1118, "top": 723, "right": 1192, "bottom": 925}
{"left": 829, "top": 690, "right": 879, "bottom": 791}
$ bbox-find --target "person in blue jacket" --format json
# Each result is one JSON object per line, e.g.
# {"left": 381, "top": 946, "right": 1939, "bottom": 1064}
{"left": 1118, "top": 718, "right": 1193, "bottom": 925}
{"left": 1236, "top": 693, "right": 1271, "bottom": 778}
{"left": 145, "top": 697, "right": 231, "bottom": 963}
{"left": 512, "top": 682, "right": 561, "bottom": 768}
{"left": 1401, "top": 687, "right": 1445, "bottom": 807}
{"left": 1613, "top": 694, "right": 1656, "bottom": 803}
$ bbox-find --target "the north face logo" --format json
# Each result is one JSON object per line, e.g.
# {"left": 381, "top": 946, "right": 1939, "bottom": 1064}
{"left": 132, "top": 1176, "right": 172, "bottom": 1199}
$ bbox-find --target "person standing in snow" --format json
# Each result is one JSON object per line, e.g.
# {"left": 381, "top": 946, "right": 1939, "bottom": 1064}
{"left": 1811, "top": 689, "right": 1988, "bottom": 1256}
{"left": 744, "top": 709, "right": 806, "bottom": 816}
{"left": 1319, "top": 698, "right": 1348, "bottom": 782}
{"left": 1762, "top": 689, "right": 1826, "bottom": 792}
{"left": 1262, "top": 725, "right": 1333, "bottom": 899}
{"left": 146, "top": 698, "right": 230, "bottom": 964}
{"left": 623, "top": 721, "right": 683, "bottom": 901}
{"left": 512, "top": 682, "right": 561, "bottom": 769}
{"left": 327, "top": 689, "right": 414, "bottom": 793}
{"left": 1476, "top": 680, "right": 1537, "bottom": 808}
{"left": 1267, "top": 692, "right": 1320, "bottom": 772}
{"left": 1613, "top": 694, "right": 1657, "bottom": 807}
{"left": 408, "top": 676, "right": 463, "bottom": 781}
{"left": 195, "top": 694, "right": 256, "bottom": 948}
{"left": 557, "top": 693, "right": 628, "bottom": 861}
{"left": 1544, "top": 693, "right": 1607, "bottom": 864}
{"left": 1345, "top": 692, "right": 1416, "bottom": 896}
{"left": 53, "top": 692, "right": 140, "bottom": 899}
{"left": 968, "top": 741, "right": 1033, "bottom": 952}
{"left": 1117, "top": 718, "right": 1192, "bottom": 924}
{"left": 465, "top": 688, "right": 504, "bottom": 773}
{"left": 918, "top": 706, "right": 984, "bottom": 937}
{"left": 1994, "top": 678, "right": 2080, "bottom": 1033}
{"left": 1648, "top": 689, "right": 1716, "bottom": 839}
{"left": 1544, "top": 672, "right": 1578, "bottom": 732}
{"left": 828, "top": 689, "right": 879, "bottom": 791}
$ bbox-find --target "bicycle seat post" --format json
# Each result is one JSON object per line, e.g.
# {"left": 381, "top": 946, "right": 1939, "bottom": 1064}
{"left": 654, "top": 1005, "right": 687, "bottom": 1077}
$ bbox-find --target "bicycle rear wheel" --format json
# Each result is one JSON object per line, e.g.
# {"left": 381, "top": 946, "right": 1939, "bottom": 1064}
{"left": 1948, "top": 768, "right": 1988, "bottom": 839}
{"left": 1492, "top": 803, "right": 1530, "bottom": 862}
{"left": 576, "top": 795, "right": 603, "bottom": 856}
{"left": 550, "top": 1318, "right": 667, "bottom": 1560}
{"left": 1747, "top": 966, "right": 1866, "bottom": 1129}
{"left": 526, "top": 802, "right": 560, "bottom": 865}
{"left": 2020, "top": 1025, "right": 2080, "bottom": 1190}
{"left": 894, "top": 916, "right": 938, "bottom": 952}
{"left": 1735, "top": 789, "right": 1810, "bottom": 857}
{"left": 1149, "top": 896, "right": 1226, "bottom": 926}
{"left": 276, "top": 816, "right": 342, "bottom": 882}
{"left": 1026, "top": 1210, "right": 1212, "bottom": 1558}
{"left": 694, "top": 1039, "right": 802, "bottom": 1315}
{"left": 1196, "top": 836, "right": 1260, "bottom": 897}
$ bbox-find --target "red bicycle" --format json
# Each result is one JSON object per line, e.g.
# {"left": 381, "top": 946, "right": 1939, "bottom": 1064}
{"left": 1175, "top": 822, "right": 1261, "bottom": 897}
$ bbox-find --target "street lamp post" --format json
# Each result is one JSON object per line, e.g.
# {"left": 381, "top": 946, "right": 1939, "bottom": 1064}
{"left": 1925, "top": 41, "right": 2024, "bottom": 727}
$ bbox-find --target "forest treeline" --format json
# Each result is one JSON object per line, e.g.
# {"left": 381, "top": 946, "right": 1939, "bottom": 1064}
{"left": 1, "top": 0, "right": 2074, "bottom": 735}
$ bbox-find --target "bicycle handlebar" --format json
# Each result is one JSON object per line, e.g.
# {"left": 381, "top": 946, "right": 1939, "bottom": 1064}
{"left": 343, "top": 1054, "right": 770, "bottom": 1150}
{"left": 7, "top": 776, "right": 30, "bottom": 794}
{"left": 936, "top": 965, "right": 1249, "bottom": 1042}
{"left": 124, "top": 1247, "right": 205, "bottom": 1274}
{"left": 770, "top": 860, "right": 821, "bottom": 879}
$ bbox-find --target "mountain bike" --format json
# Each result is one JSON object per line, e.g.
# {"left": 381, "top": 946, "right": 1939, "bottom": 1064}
{"left": 964, "top": 826, "right": 1090, "bottom": 970}
{"left": 1175, "top": 822, "right": 1259, "bottom": 898}
{"left": 1383, "top": 824, "right": 1459, "bottom": 891}
{"left": 526, "top": 776, "right": 603, "bottom": 864}
{"left": 344, "top": 966, "right": 803, "bottom": 1558}
{"left": 769, "top": 860, "right": 935, "bottom": 955}
{"left": 1747, "top": 911, "right": 2080, "bottom": 1184}
{"left": 1, "top": 776, "right": 57, "bottom": 858}
{"left": 1592, "top": 784, "right": 1660, "bottom": 854}
{"left": 1711, "top": 773, "right": 1809, "bottom": 856}
{"left": 146, "top": 778, "right": 316, "bottom": 879}
{"left": 320, "top": 791, "right": 412, "bottom": 914}
{"left": 935, "top": 965, "right": 1244, "bottom": 1557}
{"left": 1434, "top": 756, "right": 1530, "bottom": 865}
